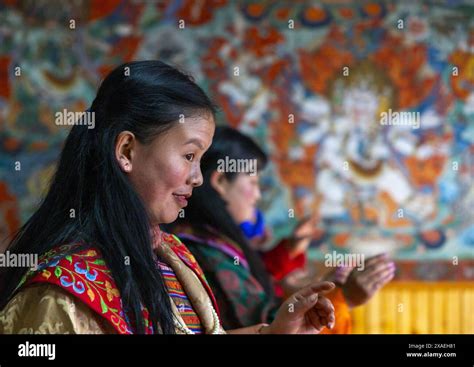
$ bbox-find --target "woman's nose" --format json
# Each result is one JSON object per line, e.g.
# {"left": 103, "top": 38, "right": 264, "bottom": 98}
{"left": 189, "top": 166, "right": 203, "bottom": 187}
{"left": 255, "top": 187, "right": 262, "bottom": 202}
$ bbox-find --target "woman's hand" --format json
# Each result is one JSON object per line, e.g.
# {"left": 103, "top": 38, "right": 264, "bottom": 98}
{"left": 341, "top": 253, "right": 395, "bottom": 308}
{"left": 263, "top": 281, "right": 336, "bottom": 334}
{"left": 286, "top": 215, "right": 320, "bottom": 258}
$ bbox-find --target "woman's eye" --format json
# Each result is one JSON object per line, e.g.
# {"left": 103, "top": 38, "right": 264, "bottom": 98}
{"left": 185, "top": 153, "right": 195, "bottom": 162}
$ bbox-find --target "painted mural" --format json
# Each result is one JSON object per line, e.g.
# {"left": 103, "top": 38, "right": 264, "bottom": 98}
{"left": 0, "top": 1, "right": 473, "bottom": 280}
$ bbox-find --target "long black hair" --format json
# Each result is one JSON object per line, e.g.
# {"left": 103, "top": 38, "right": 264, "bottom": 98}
{"left": 0, "top": 60, "right": 216, "bottom": 334}
{"left": 173, "top": 126, "right": 275, "bottom": 297}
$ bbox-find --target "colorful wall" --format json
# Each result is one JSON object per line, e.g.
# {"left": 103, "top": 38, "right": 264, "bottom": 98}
{"left": 0, "top": 1, "right": 473, "bottom": 281}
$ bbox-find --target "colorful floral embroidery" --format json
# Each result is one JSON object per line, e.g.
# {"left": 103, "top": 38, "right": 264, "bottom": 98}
{"left": 14, "top": 232, "right": 218, "bottom": 334}
{"left": 18, "top": 243, "right": 140, "bottom": 334}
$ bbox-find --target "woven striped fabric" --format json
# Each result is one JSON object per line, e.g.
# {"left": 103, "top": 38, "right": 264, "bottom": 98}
{"left": 156, "top": 259, "right": 203, "bottom": 334}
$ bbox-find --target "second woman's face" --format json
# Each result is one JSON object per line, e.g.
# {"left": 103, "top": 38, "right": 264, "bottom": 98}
{"left": 128, "top": 115, "right": 215, "bottom": 224}
{"left": 221, "top": 173, "right": 262, "bottom": 224}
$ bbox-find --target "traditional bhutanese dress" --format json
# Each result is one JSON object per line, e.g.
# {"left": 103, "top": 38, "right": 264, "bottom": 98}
{"left": 175, "top": 224, "right": 352, "bottom": 334}
{"left": 0, "top": 232, "right": 225, "bottom": 334}
{"left": 175, "top": 225, "right": 279, "bottom": 330}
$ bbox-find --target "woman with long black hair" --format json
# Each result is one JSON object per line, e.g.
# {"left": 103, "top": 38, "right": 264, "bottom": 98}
{"left": 0, "top": 61, "right": 336, "bottom": 334}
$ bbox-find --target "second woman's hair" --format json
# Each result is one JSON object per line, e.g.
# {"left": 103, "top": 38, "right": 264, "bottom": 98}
{"left": 176, "top": 126, "right": 275, "bottom": 297}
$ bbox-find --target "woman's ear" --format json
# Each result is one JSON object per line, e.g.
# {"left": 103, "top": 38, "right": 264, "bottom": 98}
{"left": 115, "top": 131, "right": 136, "bottom": 173}
{"left": 210, "top": 170, "right": 229, "bottom": 199}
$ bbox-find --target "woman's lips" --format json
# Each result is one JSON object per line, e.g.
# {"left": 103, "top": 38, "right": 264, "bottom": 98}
{"left": 173, "top": 194, "right": 189, "bottom": 207}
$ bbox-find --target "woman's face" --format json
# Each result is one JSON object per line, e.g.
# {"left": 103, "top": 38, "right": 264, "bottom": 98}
{"left": 122, "top": 114, "right": 215, "bottom": 224}
{"left": 219, "top": 173, "right": 262, "bottom": 223}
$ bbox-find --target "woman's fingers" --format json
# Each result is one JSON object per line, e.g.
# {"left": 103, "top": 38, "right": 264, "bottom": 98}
{"left": 288, "top": 282, "right": 335, "bottom": 318}
{"left": 376, "top": 264, "right": 396, "bottom": 279}
{"left": 315, "top": 295, "right": 334, "bottom": 310}
{"left": 363, "top": 257, "right": 392, "bottom": 273}
{"left": 308, "top": 309, "right": 334, "bottom": 331}
{"left": 281, "top": 289, "right": 336, "bottom": 333}
{"left": 362, "top": 261, "right": 395, "bottom": 280}
{"left": 370, "top": 271, "right": 396, "bottom": 291}
{"left": 315, "top": 297, "right": 335, "bottom": 315}
{"left": 364, "top": 253, "right": 389, "bottom": 268}
{"left": 308, "top": 302, "right": 335, "bottom": 332}
{"left": 307, "top": 309, "right": 324, "bottom": 332}
{"left": 295, "top": 281, "right": 335, "bottom": 299}
{"left": 314, "top": 296, "right": 335, "bottom": 329}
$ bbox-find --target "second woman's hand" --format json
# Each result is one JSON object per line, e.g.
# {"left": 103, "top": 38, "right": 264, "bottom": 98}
{"left": 262, "top": 281, "right": 336, "bottom": 334}
{"left": 287, "top": 215, "right": 319, "bottom": 258}
{"left": 341, "top": 253, "right": 396, "bottom": 308}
